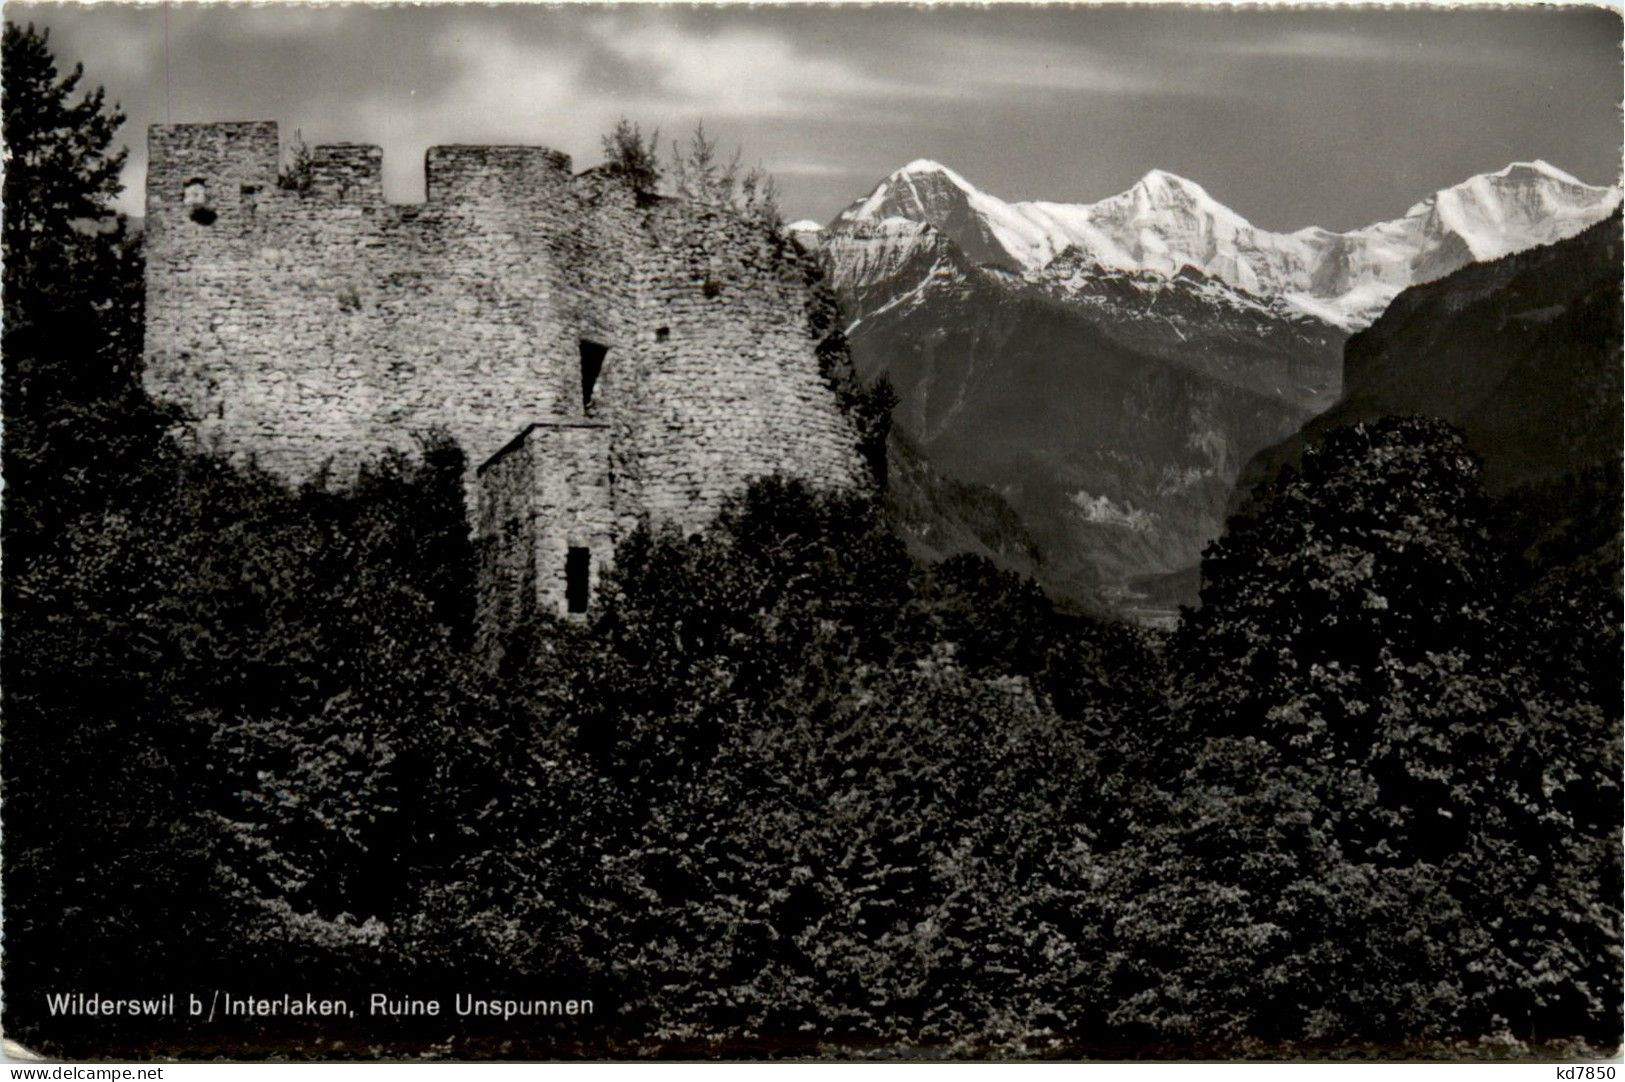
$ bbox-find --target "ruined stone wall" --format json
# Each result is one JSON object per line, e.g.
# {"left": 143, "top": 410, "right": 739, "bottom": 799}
{"left": 144, "top": 120, "right": 867, "bottom": 626}
{"left": 630, "top": 202, "right": 864, "bottom": 534}
{"left": 474, "top": 421, "right": 615, "bottom": 653}
{"left": 145, "top": 123, "right": 584, "bottom": 478}
{"left": 473, "top": 430, "right": 539, "bottom": 649}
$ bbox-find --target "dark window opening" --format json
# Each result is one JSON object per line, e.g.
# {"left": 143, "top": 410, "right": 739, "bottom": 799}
{"left": 655, "top": 326, "right": 670, "bottom": 343}
{"left": 565, "top": 547, "right": 590, "bottom": 613}
{"left": 579, "top": 339, "right": 608, "bottom": 409}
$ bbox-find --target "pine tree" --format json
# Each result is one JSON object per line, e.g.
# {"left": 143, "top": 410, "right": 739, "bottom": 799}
{"left": 670, "top": 121, "right": 737, "bottom": 206}
{"left": 600, "top": 117, "right": 660, "bottom": 195}
{"left": 2, "top": 18, "right": 155, "bottom": 518}
{"left": 2, "top": 21, "right": 128, "bottom": 329}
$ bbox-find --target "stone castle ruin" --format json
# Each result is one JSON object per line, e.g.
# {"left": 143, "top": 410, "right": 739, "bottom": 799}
{"left": 142, "top": 121, "right": 866, "bottom": 642}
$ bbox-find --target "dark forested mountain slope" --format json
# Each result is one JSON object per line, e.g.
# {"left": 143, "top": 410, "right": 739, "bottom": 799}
{"left": 882, "top": 426, "right": 1044, "bottom": 578}
{"left": 843, "top": 252, "right": 1329, "bottom": 620}
{"left": 1241, "top": 210, "right": 1622, "bottom": 505}
{"left": 1028, "top": 252, "right": 1344, "bottom": 414}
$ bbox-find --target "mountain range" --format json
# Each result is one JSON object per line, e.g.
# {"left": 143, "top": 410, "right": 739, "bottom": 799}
{"left": 795, "top": 157, "right": 1620, "bottom": 328}
{"left": 793, "top": 160, "right": 1621, "bottom": 622}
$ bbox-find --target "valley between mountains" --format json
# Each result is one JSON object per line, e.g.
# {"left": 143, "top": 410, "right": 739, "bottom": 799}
{"left": 791, "top": 160, "right": 1622, "bottom": 623}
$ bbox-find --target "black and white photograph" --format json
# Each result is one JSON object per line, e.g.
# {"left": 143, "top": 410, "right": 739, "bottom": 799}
{"left": 1, "top": 0, "right": 1621, "bottom": 1064}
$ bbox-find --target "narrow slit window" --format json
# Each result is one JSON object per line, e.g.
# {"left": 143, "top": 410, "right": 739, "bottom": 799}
{"left": 184, "top": 178, "right": 216, "bottom": 224}
{"left": 565, "top": 547, "right": 590, "bottom": 614}
{"left": 579, "top": 339, "right": 608, "bottom": 409}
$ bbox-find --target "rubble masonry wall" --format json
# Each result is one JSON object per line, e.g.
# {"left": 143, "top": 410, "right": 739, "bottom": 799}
{"left": 143, "top": 121, "right": 865, "bottom": 626}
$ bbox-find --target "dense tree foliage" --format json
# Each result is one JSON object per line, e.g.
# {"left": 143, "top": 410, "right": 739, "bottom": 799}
{"left": 3, "top": 25, "right": 1617, "bottom": 1060}
{"left": 1105, "top": 418, "right": 1620, "bottom": 1054}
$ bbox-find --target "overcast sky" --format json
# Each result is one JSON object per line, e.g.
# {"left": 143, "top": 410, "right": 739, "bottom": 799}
{"left": 11, "top": 3, "right": 1622, "bottom": 230}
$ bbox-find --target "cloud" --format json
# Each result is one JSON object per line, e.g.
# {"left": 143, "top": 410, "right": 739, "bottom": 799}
{"left": 768, "top": 160, "right": 870, "bottom": 179}
{"left": 418, "top": 28, "right": 589, "bottom": 142}
{"left": 911, "top": 32, "right": 1203, "bottom": 98}
{"left": 223, "top": 6, "right": 360, "bottom": 43}
{"left": 357, "top": 15, "right": 905, "bottom": 145}
{"left": 1206, "top": 29, "right": 1421, "bottom": 60}
{"left": 590, "top": 16, "right": 906, "bottom": 119}
{"left": 336, "top": 14, "right": 914, "bottom": 199}
{"left": 1198, "top": 28, "right": 1521, "bottom": 66}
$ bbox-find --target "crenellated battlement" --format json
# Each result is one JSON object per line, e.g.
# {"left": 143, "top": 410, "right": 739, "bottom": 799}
{"left": 308, "top": 144, "right": 383, "bottom": 203}
{"left": 425, "top": 145, "right": 573, "bottom": 203}
{"left": 148, "top": 121, "right": 578, "bottom": 212}
{"left": 147, "top": 121, "right": 279, "bottom": 220}
{"left": 143, "top": 119, "right": 866, "bottom": 640}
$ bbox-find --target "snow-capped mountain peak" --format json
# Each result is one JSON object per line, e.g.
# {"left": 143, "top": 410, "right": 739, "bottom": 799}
{"left": 1129, "top": 168, "right": 1217, "bottom": 205}
{"left": 1391, "top": 161, "right": 1621, "bottom": 281}
{"left": 835, "top": 158, "right": 1042, "bottom": 269}
{"left": 814, "top": 158, "right": 1622, "bottom": 328}
{"left": 1492, "top": 159, "right": 1582, "bottom": 184}
{"left": 894, "top": 158, "right": 968, "bottom": 182}
{"left": 841, "top": 159, "right": 985, "bottom": 222}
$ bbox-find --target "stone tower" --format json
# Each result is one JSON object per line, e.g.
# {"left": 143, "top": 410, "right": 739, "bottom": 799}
{"left": 142, "top": 121, "right": 866, "bottom": 645}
